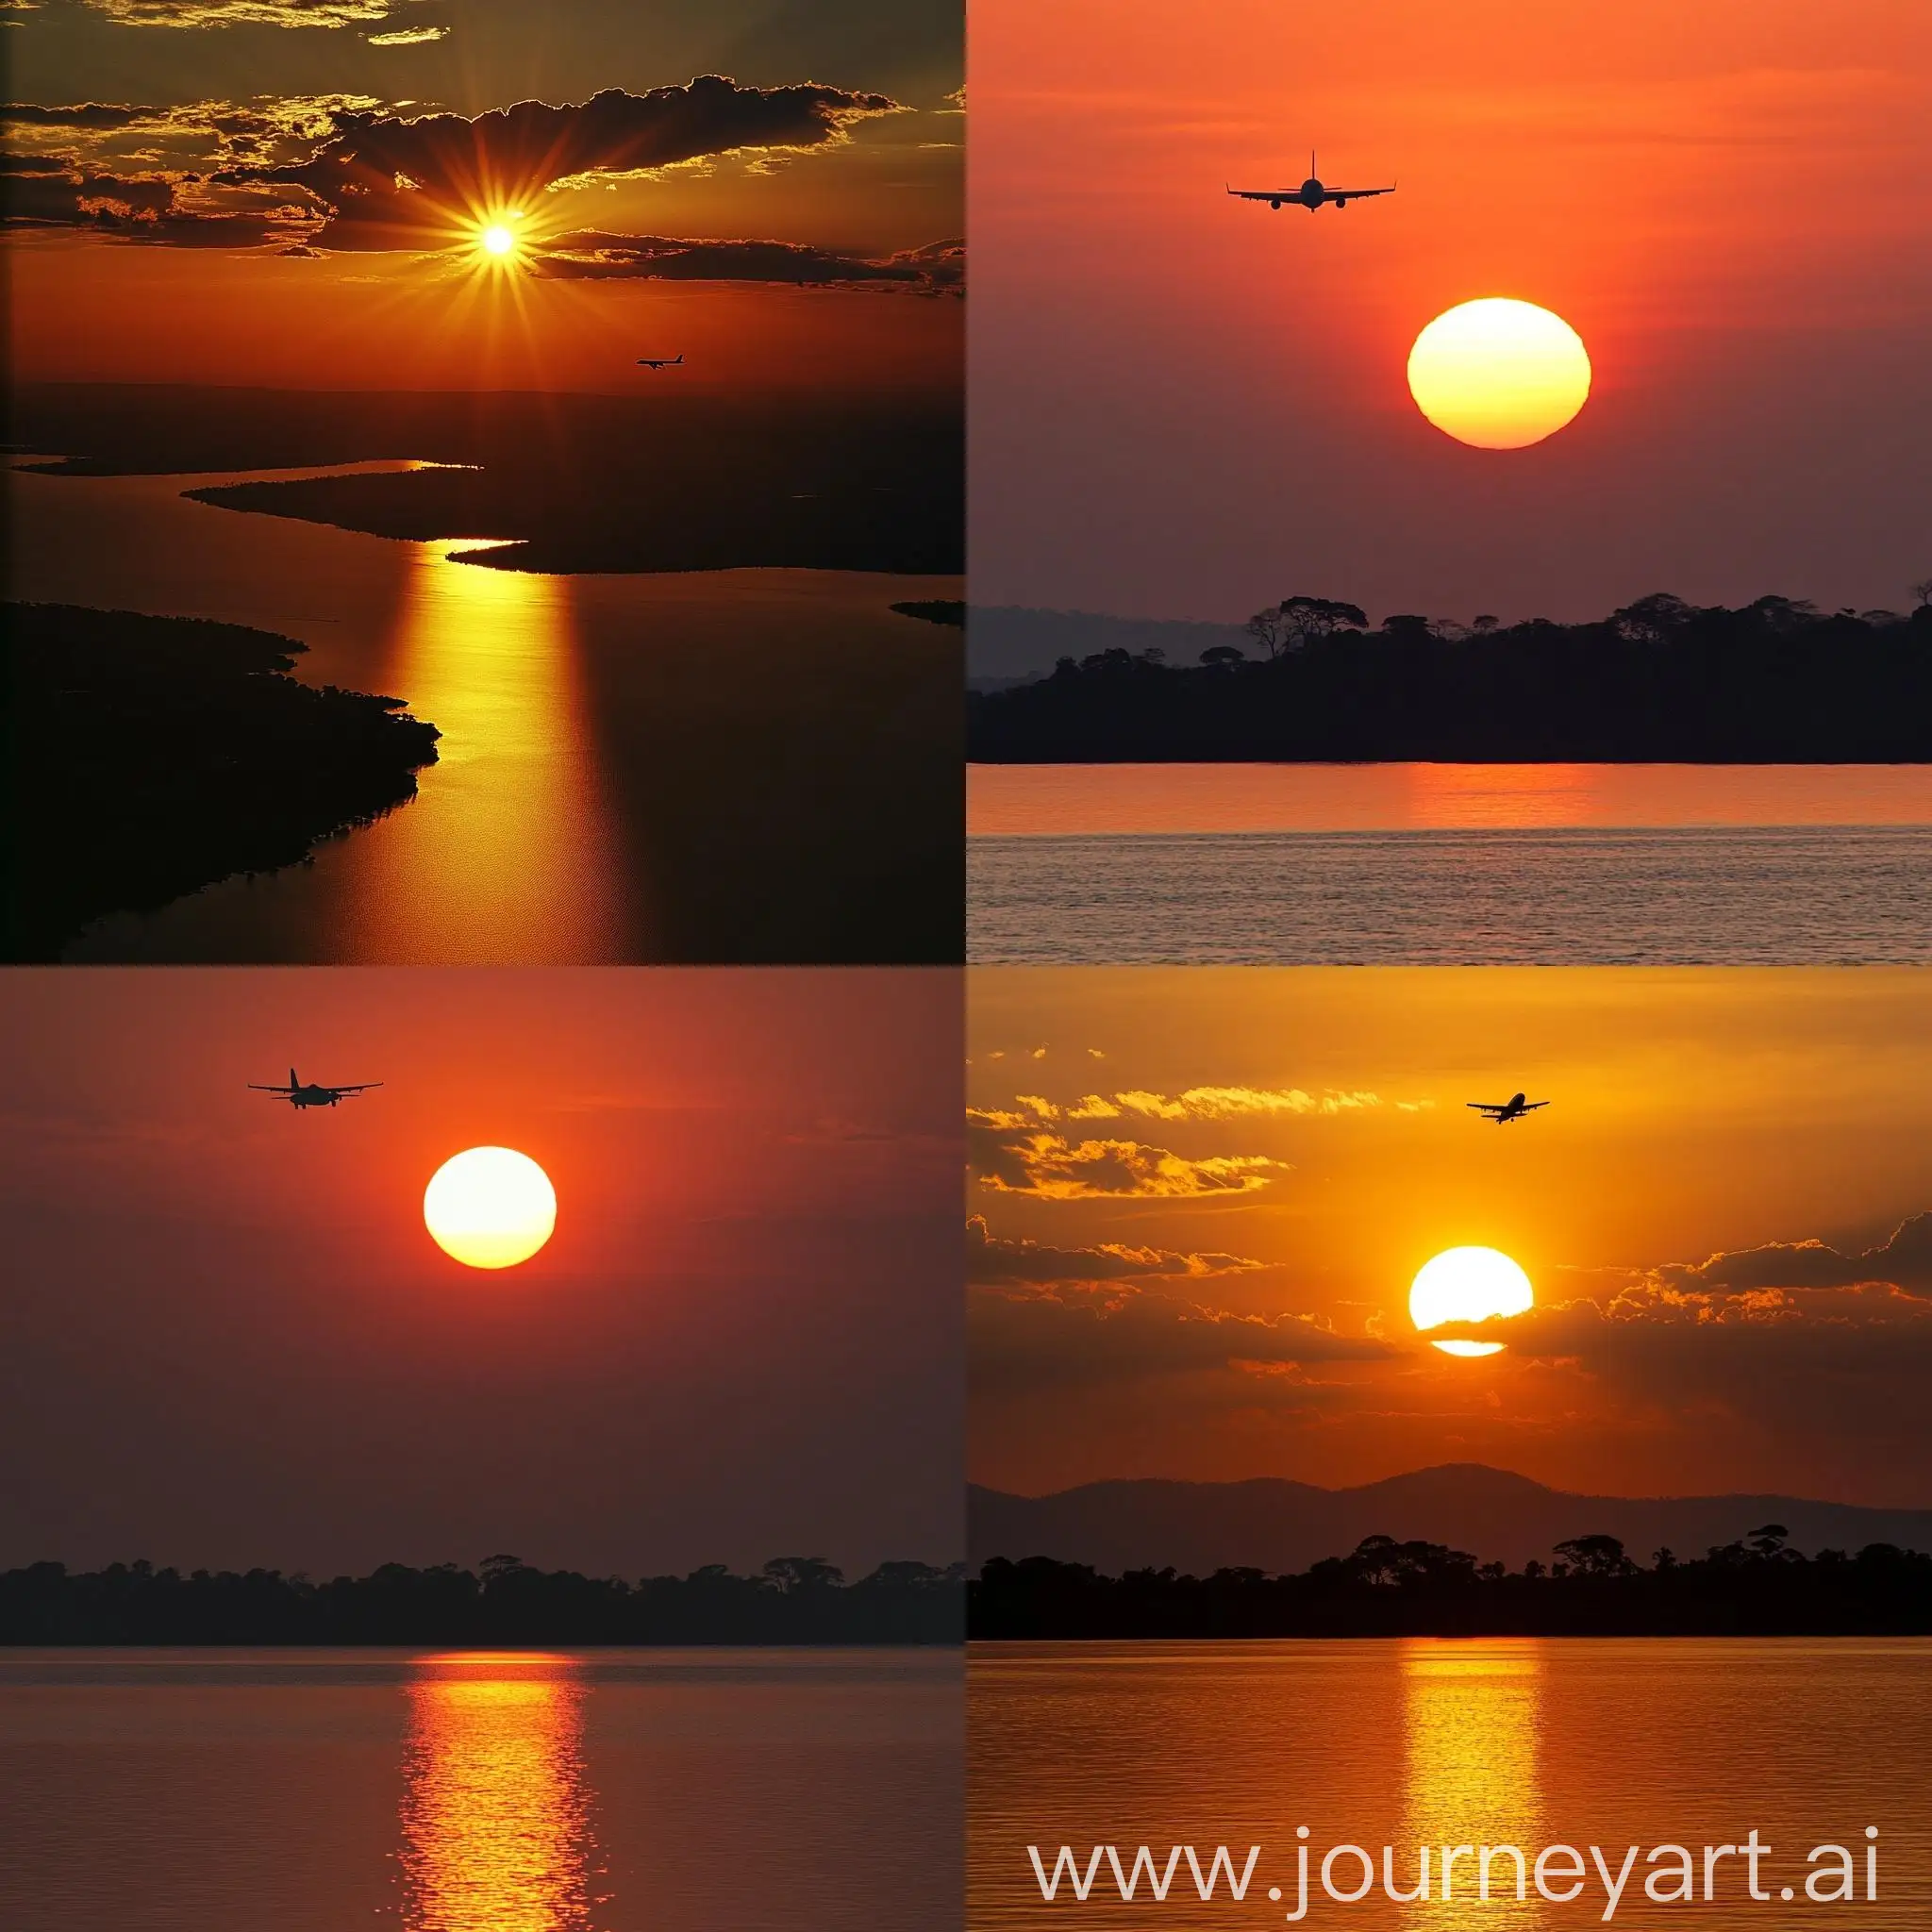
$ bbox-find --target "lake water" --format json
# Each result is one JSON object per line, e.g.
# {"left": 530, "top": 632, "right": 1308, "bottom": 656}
{"left": 970, "top": 826, "right": 1932, "bottom": 963}
{"left": 968, "top": 763, "right": 1932, "bottom": 963}
{"left": 0, "top": 1648, "right": 960, "bottom": 1932}
{"left": 8, "top": 464, "right": 958, "bottom": 963}
{"left": 970, "top": 1640, "right": 1932, "bottom": 1929}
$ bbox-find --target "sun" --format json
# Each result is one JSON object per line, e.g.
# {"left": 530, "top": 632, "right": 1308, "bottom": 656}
{"left": 1407, "top": 298, "right": 1591, "bottom": 449}
{"left": 424, "top": 1146, "right": 556, "bottom": 1270}
{"left": 1409, "top": 1246, "right": 1534, "bottom": 1357}
{"left": 475, "top": 213, "right": 525, "bottom": 262}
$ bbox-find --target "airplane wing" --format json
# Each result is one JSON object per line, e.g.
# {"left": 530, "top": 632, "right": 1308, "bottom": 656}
{"left": 1467, "top": 1103, "right": 1507, "bottom": 1113}
{"left": 1521, "top": 1101, "right": 1550, "bottom": 1111}
{"left": 330, "top": 1083, "right": 383, "bottom": 1095}
{"left": 247, "top": 1084, "right": 294, "bottom": 1093}
{"left": 1325, "top": 186, "right": 1394, "bottom": 201}
{"left": 1227, "top": 188, "right": 1297, "bottom": 200}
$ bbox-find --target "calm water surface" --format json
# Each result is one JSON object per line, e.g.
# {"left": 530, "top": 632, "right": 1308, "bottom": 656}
{"left": 971, "top": 1640, "right": 1932, "bottom": 1928}
{"left": 0, "top": 1648, "right": 960, "bottom": 1931}
{"left": 971, "top": 828, "right": 1932, "bottom": 963}
{"left": 8, "top": 464, "right": 955, "bottom": 962}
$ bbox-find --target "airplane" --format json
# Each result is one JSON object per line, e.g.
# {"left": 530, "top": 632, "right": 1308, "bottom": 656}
{"left": 1227, "top": 151, "right": 1395, "bottom": 212}
{"left": 248, "top": 1068, "right": 383, "bottom": 1110}
{"left": 636, "top": 354, "right": 685, "bottom": 370}
{"left": 1467, "top": 1092, "right": 1550, "bottom": 1125}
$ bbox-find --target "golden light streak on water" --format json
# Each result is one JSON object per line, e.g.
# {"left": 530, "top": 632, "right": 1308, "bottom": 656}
{"left": 400, "top": 1656, "right": 603, "bottom": 1932}
{"left": 1398, "top": 1641, "right": 1548, "bottom": 1927}
{"left": 350, "top": 541, "right": 632, "bottom": 961}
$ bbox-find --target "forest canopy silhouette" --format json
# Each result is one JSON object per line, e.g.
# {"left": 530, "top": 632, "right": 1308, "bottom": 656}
{"left": 969, "top": 590, "right": 1932, "bottom": 761}
{"left": 1, "top": 1554, "right": 964, "bottom": 1646}
{"left": 972, "top": 1528, "right": 1932, "bottom": 1639}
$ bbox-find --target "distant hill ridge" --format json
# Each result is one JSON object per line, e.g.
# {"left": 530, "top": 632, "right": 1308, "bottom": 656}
{"left": 968, "top": 606, "right": 1249, "bottom": 684}
{"left": 970, "top": 1464, "right": 1932, "bottom": 1574}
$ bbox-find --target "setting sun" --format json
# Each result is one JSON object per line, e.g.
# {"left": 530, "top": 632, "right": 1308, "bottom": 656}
{"left": 1406, "top": 299, "right": 1591, "bottom": 450}
{"left": 479, "top": 221, "right": 518, "bottom": 259}
{"left": 1408, "top": 1246, "right": 1534, "bottom": 1357}
{"left": 424, "top": 1146, "right": 557, "bottom": 1269}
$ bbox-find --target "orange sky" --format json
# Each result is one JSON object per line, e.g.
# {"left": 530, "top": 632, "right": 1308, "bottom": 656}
{"left": 0, "top": 969, "right": 961, "bottom": 1576}
{"left": 4, "top": 1, "right": 961, "bottom": 394}
{"left": 969, "top": 968, "right": 1932, "bottom": 1506}
{"left": 970, "top": 0, "right": 1932, "bottom": 622}
{"left": 7, "top": 238, "right": 963, "bottom": 393}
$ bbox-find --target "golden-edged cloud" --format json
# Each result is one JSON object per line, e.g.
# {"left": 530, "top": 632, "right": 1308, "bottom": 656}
{"left": 78, "top": 0, "right": 394, "bottom": 23}
{"left": 532, "top": 232, "right": 962, "bottom": 293}
{"left": 968, "top": 1110, "right": 1286, "bottom": 1201}
{"left": 1111, "top": 1085, "right": 1384, "bottom": 1121}
{"left": 1, "top": 81, "right": 948, "bottom": 277}
{"left": 223, "top": 78, "right": 899, "bottom": 248}
{"left": 76, "top": 0, "right": 401, "bottom": 22}
{"left": 973, "top": 1277, "right": 1391, "bottom": 1392}
{"left": 968, "top": 1215, "right": 1270, "bottom": 1286}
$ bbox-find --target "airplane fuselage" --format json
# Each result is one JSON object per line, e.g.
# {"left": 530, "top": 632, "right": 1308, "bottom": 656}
{"left": 1263, "top": 177, "right": 1329, "bottom": 209}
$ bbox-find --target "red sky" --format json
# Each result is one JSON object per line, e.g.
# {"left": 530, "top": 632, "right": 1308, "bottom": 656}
{"left": 0, "top": 969, "right": 961, "bottom": 1577}
{"left": 970, "top": 0, "right": 1932, "bottom": 624}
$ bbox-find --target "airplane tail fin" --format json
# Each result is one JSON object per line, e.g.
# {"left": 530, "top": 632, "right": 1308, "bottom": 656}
{"left": 290, "top": 1066, "right": 298, "bottom": 1089}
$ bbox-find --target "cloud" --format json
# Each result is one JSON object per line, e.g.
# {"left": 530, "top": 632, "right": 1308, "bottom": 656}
{"left": 1673, "top": 1213, "right": 1932, "bottom": 1296}
{"left": 972, "top": 1278, "right": 1391, "bottom": 1392}
{"left": 1112, "top": 1086, "right": 1383, "bottom": 1121}
{"left": 967, "top": 1215, "right": 1270, "bottom": 1288}
{"left": 0, "top": 103, "right": 165, "bottom": 128}
{"left": 220, "top": 78, "right": 901, "bottom": 248}
{"left": 1, "top": 81, "right": 912, "bottom": 258}
{"left": 985, "top": 1085, "right": 1385, "bottom": 1126}
{"left": 968, "top": 1112, "right": 1287, "bottom": 1201}
{"left": 365, "top": 25, "right": 445, "bottom": 44}
{"left": 530, "top": 231, "right": 960, "bottom": 292}
{"left": 75, "top": 0, "right": 393, "bottom": 24}
{"left": 2, "top": 167, "right": 175, "bottom": 224}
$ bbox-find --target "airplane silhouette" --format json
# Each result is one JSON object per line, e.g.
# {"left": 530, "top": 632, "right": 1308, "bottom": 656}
{"left": 1467, "top": 1092, "right": 1550, "bottom": 1124}
{"left": 1227, "top": 150, "right": 1395, "bottom": 212}
{"left": 636, "top": 354, "right": 685, "bottom": 370}
{"left": 248, "top": 1067, "right": 382, "bottom": 1109}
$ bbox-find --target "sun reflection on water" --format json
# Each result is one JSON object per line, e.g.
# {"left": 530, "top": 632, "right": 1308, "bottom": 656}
{"left": 1402, "top": 764, "right": 1598, "bottom": 828}
{"left": 1400, "top": 1641, "right": 1548, "bottom": 1926}
{"left": 351, "top": 541, "right": 632, "bottom": 961}
{"left": 399, "top": 1655, "right": 604, "bottom": 1932}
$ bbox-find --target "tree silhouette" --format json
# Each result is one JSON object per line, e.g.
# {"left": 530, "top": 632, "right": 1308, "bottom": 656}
{"left": 1553, "top": 1534, "right": 1637, "bottom": 1577}
{"left": 971, "top": 590, "right": 1932, "bottom": 762}
{"left": 1245, "top": 595, "right": 1369, "bottom": 658}
{"left": 969, "top": 1531, "right": 1932, "bottom": 1639}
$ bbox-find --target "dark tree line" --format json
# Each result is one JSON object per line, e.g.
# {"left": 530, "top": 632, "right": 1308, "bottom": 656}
{"left": 969, "top": 591, "right": 1932, "bottom": 761}
{"left": 971, "top": 1526, "right": 1932, "bottom": 1639}
{"left": 0, "top": 1554, "right": 964, "bottom": 1646}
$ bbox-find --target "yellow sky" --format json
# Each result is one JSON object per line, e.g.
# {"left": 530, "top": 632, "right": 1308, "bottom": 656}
{"left": 968, "top": 969, "right": 1932, "bottom": 1505}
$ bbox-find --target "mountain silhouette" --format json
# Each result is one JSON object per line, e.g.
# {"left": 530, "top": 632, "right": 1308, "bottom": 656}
{"left": 970, "top": 1465, "right": 1932, "bottom": 1574}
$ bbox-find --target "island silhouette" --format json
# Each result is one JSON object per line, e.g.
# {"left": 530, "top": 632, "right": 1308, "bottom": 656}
{"left": 1, "top": 1554, "right": 964, "bottom": 1646}
{"left": 16, "top": 382, "right": 962, "bottom": 578}
{"left": 6, "top": 602, "right": 439, "bottom": 960}
{"left": 969, "top": 590, "right": 1932, "bottom": 762}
